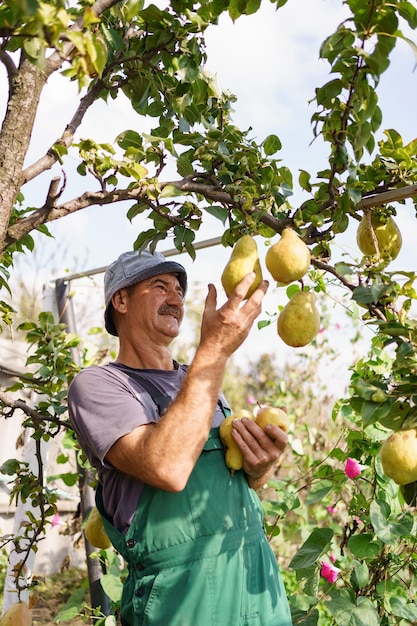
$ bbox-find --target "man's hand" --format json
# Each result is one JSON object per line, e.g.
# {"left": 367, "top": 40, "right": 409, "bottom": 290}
{"left": 199, "top": 272, "right": 269, "bottom": 360}
{"left": 231, "top": 416, "right": 288, "bottom": 490}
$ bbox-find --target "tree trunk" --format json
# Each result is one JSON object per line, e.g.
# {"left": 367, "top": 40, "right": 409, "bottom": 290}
{"left": 0, "top": 57, "right": 46, "bottom": 252}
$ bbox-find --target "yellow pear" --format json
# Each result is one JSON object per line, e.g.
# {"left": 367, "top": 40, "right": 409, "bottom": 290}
{"left": 255, "top": 406, "right": 289, "bottom": 432}
{"left": 356, "top": 213, "right": 402, "bottom": 261}
{"left": 380, "top": 428, "right": 417, "bottom": 485}
{"left": 0, "top": 602, "right": 32, "bottom": 626}
{"left": 221, "top": 235, "right": 263, "bottom": 299}
{"left": 265, "top": 229, "right": 310, "bottom": 284}
{"left": 277, "top": 291, "right": 320, "bottom": 347}
{"left": 219, "top": 409, "right": 254, "bottom": 472}
{"left": 84, "top": 506, "right": 112, "bottom": 549}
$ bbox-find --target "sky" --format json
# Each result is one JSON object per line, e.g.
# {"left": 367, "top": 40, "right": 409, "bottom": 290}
{"left": 1, "top": 0, "right": 417, "bottom": 394}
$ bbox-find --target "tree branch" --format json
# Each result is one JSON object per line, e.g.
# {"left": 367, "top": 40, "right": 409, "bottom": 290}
{"left": 0, "top": 390, "right": 69, "bottom": 428}
{"left": 0, "top": 51, "right": 18, "bottom": 97}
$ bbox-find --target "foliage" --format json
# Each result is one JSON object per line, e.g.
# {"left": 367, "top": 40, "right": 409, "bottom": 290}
{"left": 0, "top": 313, "right": 80, "bottom": 593}
{"left": 1, "top": 0, "right": 417, "bottom": 624}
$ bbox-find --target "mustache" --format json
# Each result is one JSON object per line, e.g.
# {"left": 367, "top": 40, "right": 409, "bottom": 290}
{"left": 158, "top": 305, "right": 182, "bottom": 320}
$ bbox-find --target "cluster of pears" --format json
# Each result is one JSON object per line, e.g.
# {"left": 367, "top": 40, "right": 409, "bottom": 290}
{"left": 84, "top": 506, "right": 112, "bottom": 550}
{"left": 380, "top": 427, "right": 417, "bottom": 486}
{"left": 219, "top": 405, "right": 289, "bottom": 473}
{"left": 357, "top": 211, "right": 402, "bottom": 263}
{"left": 0, "top": 601, "right": 32, "bottom": 626}
{"left": 221, "top": 231, "right": 320, "bottom": 347}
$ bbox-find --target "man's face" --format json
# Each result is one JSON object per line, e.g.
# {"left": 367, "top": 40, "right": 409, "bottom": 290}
{"left": 123, "top": 273, "right": 185, "bottom": 343}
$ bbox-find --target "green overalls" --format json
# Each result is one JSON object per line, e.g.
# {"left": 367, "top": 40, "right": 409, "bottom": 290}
{"left": 96, "top": 427, "right": 292, "bottom": 626}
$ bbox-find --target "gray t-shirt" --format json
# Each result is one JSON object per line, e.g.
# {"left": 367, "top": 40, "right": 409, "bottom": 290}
{"left": 68, "top": 361, "right": 229, "bottom": 532}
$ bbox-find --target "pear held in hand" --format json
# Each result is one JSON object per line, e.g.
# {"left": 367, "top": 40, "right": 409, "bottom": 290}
{"left": 255, "top": 406, "right": 289, "bottom": 432}
{"left": 356, "top": 212, "right": 402, "bottom": 261}
{"left": 266, "top": 228, "right": 310, "bottom": 284}
{"left": 277, "top": 291, "right": 320, "bottom": 347}
{"left": 221, "top": 235, "right": 263, "bottom": 299}
{"left": 219, "top": 409, "right": 254, "bottom": 472}
{"left": 380, "top": 428, "right": 417, "bottom": 485}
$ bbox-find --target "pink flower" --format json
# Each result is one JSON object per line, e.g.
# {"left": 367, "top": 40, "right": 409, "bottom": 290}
{"left": 52, "top": 512, "right": 60, "bottom": 527}
{"left": 321, "top": 561, "right": 340, "bottom": 583}
{"left": 345, "top": 457, "right": 363, "bottom": 479}
{"left": 247, "top": 395, "right": 256, "bottom": 405}
{"left": 327, "top": 505, "right": 337, "bottom": 514}
{"left": 329, "top": 553, "right": 337, "bottom": 563}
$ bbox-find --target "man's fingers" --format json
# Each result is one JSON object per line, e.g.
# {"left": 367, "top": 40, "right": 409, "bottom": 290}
{"left": 227, "top": 273, "right": 269, "bottom": 307}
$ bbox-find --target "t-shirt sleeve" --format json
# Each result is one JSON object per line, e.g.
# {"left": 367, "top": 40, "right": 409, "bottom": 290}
{"left": 68, "top": 366, "right": 158, "bottom": 467}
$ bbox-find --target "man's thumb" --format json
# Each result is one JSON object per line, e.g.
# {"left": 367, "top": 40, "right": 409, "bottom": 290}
{"left": 205, "top": 283, "right": 217, "bottom": 310}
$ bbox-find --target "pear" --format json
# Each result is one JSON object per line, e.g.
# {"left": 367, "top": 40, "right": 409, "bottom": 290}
{"left": 219, "top": 409, "right": 254, "bottom": 472}
{"left": 0, "top": 602, "right": 32, "bottom": 626}
{"left": 277, "top": 291, "right": 320, "bottom": 347}
{"left": 380, "top": 429, "right": 417, "bottom": 485}
{"left": 256, "top": 406, "right": 289, "bottom": 432}
{"left": 356, "top": 213, "right": 402, "bottom": 261}
{"left": 221, "top": 235, "right": 263, "bottom": 299}
{"left": 265, "top": 229, "right": 310, "bottom": 284}
{"left": 84, "top": 506, "right": 112, "bottom": 549}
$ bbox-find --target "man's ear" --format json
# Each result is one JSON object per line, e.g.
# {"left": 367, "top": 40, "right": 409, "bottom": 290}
{"left": 112, "top": 288, "right": 129, "bottom": 313}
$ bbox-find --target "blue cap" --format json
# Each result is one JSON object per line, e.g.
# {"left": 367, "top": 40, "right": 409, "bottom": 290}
{"left": 104, "top": 249, "right": 187, "bottom": 336}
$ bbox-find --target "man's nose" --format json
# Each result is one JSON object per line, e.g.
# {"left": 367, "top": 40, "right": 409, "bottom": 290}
{"left": 167, "top": 287, "right": 184, "bottom": 305}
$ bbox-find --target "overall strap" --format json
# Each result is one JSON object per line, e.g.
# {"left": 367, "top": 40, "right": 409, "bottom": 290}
{"left": 134, "top": 375, "right": 172, "bottom": 415}
{"left": 133, "top": 363, "right": 230, "bottom": 418}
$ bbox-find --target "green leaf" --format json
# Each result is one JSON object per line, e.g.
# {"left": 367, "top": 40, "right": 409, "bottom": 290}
{"left": 289, "top": 607, "right": 319, "bottom": 626}
{"left": 229, "top": 0, "right": 246, "bottom": 21}
{"left": 159, "top": 184, "right": 185, "bottom": 199}
{"left": 47, "top": 472, "right": 79, "bottom": 487}
{"left": 299, "top": 170, "right": 312, "bottom": 192}
{"left": 204, "top": 205, "right": 228, "bottom": 224}
{"left": 347, "top": 534, "right": 382, "bottom": 559}
{"left": 370, "top": 500, "right": 414, "bottom": 544}
{"left": 54, "top": 587, "right": 86, "bottom": 622}
{"left": 289, "top": 527, "right": 333, "bottom": 570}
{"left": 352, "top": 560, "right": 369, "bottom": 589}
{"left": 360, "top": 400, "right": 391, "bottom": 428}
{"left": 0, "top": 458, "right": 21, "bottom": 476}
{"left": 100, "top": 573, "right": 124, "bottom": 603}
{"left": 387, "top": 595, "right": 417, "bottom": 621}
{"left": 263, "top": 134, "right": 282, "bottom": 155}
{"left": 306, "top": 480, "right": 333, "bottom": 504}
{"left": 177, "top": 153, "right": 195, "bottom": 176}
{"left": 315, "top": 79, "right": 343, "bottom": 106}
{"left": 173, "top": 225, "right": 195, "bottom": 251}
{"left": 246, "top": 0, "right": 261, "bottom": 14}
{"left": 127, "top": 202, "right": 149, "bottom": 221}
{"left": 326, "top": 588, "right": 380, "bottom": 626}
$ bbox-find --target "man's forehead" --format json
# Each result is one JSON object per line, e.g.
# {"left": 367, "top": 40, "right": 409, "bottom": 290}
{"left": 147, "top": 273, "right": 181, "bottom": 284}
{"left": 141, "top": 274, "right": 184, "bottom": 293}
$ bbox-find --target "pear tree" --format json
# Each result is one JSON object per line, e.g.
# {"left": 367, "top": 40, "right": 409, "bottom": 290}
{"left": 1, "top": 0, "right": 417, "bottom": 623}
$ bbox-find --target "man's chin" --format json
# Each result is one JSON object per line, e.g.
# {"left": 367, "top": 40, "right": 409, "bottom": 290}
{"left": 160, "top": 318, "right": 181, "bottom": 336}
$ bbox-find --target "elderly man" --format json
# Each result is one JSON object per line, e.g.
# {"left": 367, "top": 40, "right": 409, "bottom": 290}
{"left": 68, "top": 248, "right": 292, "bottom": 626}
